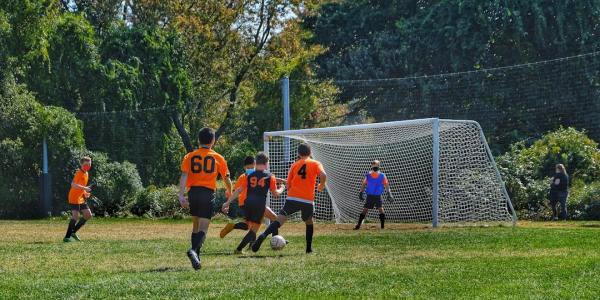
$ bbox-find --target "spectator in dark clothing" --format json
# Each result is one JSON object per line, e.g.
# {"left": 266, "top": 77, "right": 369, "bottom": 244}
{"left": 549, "top": 164, "right": 569, "bottom": 221}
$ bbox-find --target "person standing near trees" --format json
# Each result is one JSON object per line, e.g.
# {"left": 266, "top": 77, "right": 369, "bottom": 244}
{"left": 549, "top": 164, "right": 569, "bottom": 221}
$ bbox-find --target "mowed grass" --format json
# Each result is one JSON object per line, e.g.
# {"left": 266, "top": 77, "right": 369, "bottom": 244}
{"left": 1, "top": 219, "right": 600, "bottom": 299}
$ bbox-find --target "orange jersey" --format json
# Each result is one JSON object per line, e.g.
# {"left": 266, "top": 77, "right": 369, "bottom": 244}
{"left": 180, "top": 148, "right": 229, "bottom": 190}
{"left": 234, "top": 173, "right": 248, "bottom": 206}
{"left": 68, "top": 169, "right": 89, "bottom": 204}
{"left": 286, "top": 158, "right": 324, "bottom": 202}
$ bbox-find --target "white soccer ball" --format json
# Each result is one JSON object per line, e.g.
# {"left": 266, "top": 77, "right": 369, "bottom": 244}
{"left": 270, "top": 235, "right": 286, "bottom": 250}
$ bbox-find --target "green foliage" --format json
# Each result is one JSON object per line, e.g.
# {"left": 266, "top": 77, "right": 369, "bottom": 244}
{"left": 130, "top": 185, "right": 183, "bottom": 218}
{"left": 89, "top": 152, "right": 144, "bottom": 216}
{"left": 498, "top": 127, "right": 600, "bottom": 219}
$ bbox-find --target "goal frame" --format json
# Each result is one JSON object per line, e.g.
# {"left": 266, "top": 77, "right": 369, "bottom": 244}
{"left": 263, "top": 118, "right": 517, "bottom": 227}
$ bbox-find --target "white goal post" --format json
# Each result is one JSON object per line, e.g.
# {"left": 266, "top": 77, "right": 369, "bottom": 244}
{"left": 264, "top": 118, "right": 517, "bottom": 227}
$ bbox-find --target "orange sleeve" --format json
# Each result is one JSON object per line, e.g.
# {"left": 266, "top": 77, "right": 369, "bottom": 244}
{"left": 239, "top": 175, "right": 247, "bottom": 188}
{"left": 234, "top": 174, "right": 245, "bottom": 189}
{"left": 287, "top": 164, "right": 296, "bottom": 186}
{"left": 180, "top": 154, "right": 190, "bottom": 173}
{"left": 217, "top": 155, "right": 229, "bottom": 178}
{"left": 269, "top": 175, "right": 278, "bottom": 193}
{"left": 312, "top": 161, "right": 324, "bottom": 177}
{"left": 72, "top": 171, "right": 84, "bottom": 185}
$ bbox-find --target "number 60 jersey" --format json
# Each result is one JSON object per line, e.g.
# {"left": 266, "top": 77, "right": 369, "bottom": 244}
{"left": 180, "top": 147, "right": 229, "bottom": 191}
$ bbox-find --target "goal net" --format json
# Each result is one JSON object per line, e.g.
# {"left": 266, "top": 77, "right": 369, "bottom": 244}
{"left": 264, "top": 118, "right": 516, "bottom": 226}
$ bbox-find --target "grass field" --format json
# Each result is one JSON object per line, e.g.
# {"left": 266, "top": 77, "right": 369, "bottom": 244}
{"left": 1, "top": 218, "right": 600, "bottom": 299}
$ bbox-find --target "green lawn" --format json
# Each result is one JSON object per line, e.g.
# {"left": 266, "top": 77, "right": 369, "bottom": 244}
{"left": 1, "top": 218, "right": 599, "bottom": 299}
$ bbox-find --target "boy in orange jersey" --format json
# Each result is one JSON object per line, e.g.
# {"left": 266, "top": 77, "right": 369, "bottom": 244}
{"left": 220, "top": 156, "right": 281, "bottom": 239}
{"left": 222, "top": 152, "right": 285, "bottom": 254}
{"left": 178, "top": 127, "right": 232, "bottom": 270}
{"left": 252, "top": 143, "right": 326, "bottom": 254}
{"left": 63, "top": 156, "right": 93, "bottom": 242}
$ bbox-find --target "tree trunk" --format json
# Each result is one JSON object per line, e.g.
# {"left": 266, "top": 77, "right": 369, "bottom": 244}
{"left": 171, "top": 109, "right": 193, "bottom": 152}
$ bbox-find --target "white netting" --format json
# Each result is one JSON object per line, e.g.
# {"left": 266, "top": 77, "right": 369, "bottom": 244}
{"left": 265, "top": 119, "right": 515, "bottom": 225}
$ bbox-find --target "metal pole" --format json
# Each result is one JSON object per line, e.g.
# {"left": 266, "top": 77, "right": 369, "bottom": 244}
{"left": 432, "top": 119, "right": 440, "bottom": 228}
{"left": 41, "top": 138, "right": 52, "bottom": 217}
{"left": 282, "top": 77, "right": 290, "bottom": 162}
{"left": 264, "top": 137, "right": 271, "bottom": 226}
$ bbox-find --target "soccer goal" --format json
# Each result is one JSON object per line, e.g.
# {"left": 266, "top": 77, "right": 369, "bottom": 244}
{"left": 264, "top": 118, "right": 516, "bottom": 227}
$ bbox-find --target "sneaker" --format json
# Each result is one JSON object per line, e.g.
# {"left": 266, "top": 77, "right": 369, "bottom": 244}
{"left": 220, "top": 223, "right": 235, "bottom": 239}
{"left": 251, "top": 234, "right": 266, "bottom": 253}
{"left": 71, "top": 233, "right": 81, "bottom": 241}
{"left": 186, "top": 249, "right": 201, "bottom": 270}
{"left": 63, "top": 237, "right": 74, "bottom": 243}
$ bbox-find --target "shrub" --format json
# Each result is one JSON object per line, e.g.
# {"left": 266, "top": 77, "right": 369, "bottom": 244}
{"left": 130, "top": 185, "right": 183, "bottom": 218}
{"left": 497, "top": 127, "right": 600, "bottom": 220}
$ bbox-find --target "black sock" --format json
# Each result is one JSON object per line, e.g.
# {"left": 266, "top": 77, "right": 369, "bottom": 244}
{"left": 379, "top": 213, "right": 385, "bottom": 229}
{"left": 356, "top": 213, "right": 366, "bottom": 228}
{"left": 191, "top": 231, "right": 206, "bottom": 253}
{"left": 65, "top": 219, "right": 76, "bottom": 239}
{"left": 236, "top": 231, "right": 256, "bottom": 251}
{"left": 262, "top": 221, "right": 280, "bottom": 237}
{"left": 272, "top": 225, "right": 279, "bottom": 236}
{"left": 306, "top": 224, "right": 314, "bottom": 253}
{"left": 73, "top": 219, "right": 87, "bottom": 233}
{"left": 234, "top": 222, "right": 248, "bottom": 230}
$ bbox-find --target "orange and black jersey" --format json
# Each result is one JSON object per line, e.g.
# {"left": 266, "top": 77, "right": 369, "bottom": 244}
{"left": 180, "top": 147, "right": 229, "bottom": 190}
{"left": 286, "top": 158, "right": 324, "bottom": 203}
{"left": 239, "top": 170, "right": 277, "bottom": 206}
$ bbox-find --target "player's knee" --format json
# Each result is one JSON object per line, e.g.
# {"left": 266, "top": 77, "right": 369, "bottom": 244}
{"left": 83, "top": 211, "right": 93, "bottom": 220}
{"left": 305, "top": 218, "right": 314, "bottom": 225}
{"left": 71, "top": 211, "right": 80, "bottom": 220}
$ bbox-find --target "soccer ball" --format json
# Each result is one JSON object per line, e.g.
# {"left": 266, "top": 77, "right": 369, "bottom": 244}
{"left": 270, "top": 235, "right": 286, "bottom": 250}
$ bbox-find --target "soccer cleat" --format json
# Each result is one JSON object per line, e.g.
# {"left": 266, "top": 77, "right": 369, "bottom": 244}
{"left": 251, "top": 234, "right": 266, "bottom": 252}
{"left": 63, "top": 237, "right": 74, "bottom": 243}
{"left": 233, "top": 249, "right": 243, "bottom": 255}
{"left": 186, "top": 249, "right": 201, "bottom": 270}
{"left": 71, "top": 233, "right": 81, "bottom": 241}
{"left": 353, "top": 225, "right": 360, "bottom": 230}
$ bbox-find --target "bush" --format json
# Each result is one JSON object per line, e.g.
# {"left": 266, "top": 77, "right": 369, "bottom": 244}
{"left": 90, "top": 152, "right": 144, "bottom": 216}
{"left": 568, "top": 182, "right": 600, "bottom": 220}
{"left": 130, "top": 185, "right": 184, "bottom": 218}
{"left": 497, "top": 127, "right": 600, "bottom": 219}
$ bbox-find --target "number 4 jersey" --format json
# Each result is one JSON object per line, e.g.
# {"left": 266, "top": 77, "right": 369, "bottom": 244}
{"left": 180, "top": 147, "right": 229, "bottom": 190}
{"left": 286, "top": 158, "right": 324, "bottom": 203}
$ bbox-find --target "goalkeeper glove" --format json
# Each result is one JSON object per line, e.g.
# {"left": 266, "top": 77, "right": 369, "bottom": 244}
{"left": 359, "top": 191, "right": 366, "bottom": 201}
{"left": 386, "top": 193, "right": 394, "bottom": 203}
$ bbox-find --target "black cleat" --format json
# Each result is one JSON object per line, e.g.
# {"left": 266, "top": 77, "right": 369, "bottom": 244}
{"left": 251, "top": 234, "right": 266, "bottom": 252}
{"left": 186, "top": 249, "right": 201, "bottom": 270}
{"left": 353, "top": 225, "right": 360, "bottom": 230}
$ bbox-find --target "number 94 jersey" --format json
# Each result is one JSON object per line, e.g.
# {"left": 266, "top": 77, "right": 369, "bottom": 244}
{"left": 180, "top": 147, "right": 229, "bottom": 190}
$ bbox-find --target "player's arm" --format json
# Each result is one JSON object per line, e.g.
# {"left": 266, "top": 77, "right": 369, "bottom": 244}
{"left": 384, "top": 175, "right": 394, "bottom": 202}
{"left": 317, "top": 163, "right": 327, "bottom": 192}
{"left": 359, "top": 178, "right": 367, "bottom": 193}
{"left": 218, "top": 156, "right": 233, "bottom": 196}
{"left": 178, "top": 172, "right": 189, "bottom": 208}
{"left": 71, "top": 181, "right": 91, "bottom": 192}
{"left": 270, "top": 176, "right": 285, "bottom": 197}
{"left": 222, "top": 187, "right": 243, "bottom": 214}
{"left": 286, "top": 166, "right": 296, "bottom": 191}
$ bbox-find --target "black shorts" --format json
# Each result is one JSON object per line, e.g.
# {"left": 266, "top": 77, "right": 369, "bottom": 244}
{"left": 280, "top": 199, "right": 314, "bottom": 221}
{"left": 243, "top": 200, "right": 266, "bottom": 224}
{"left": 364, "top": 195, "right": 383, "bottom": 209}
{"left": 188, "top": 186, "right": 215, "bottom": 218}
{"left": 69, "top": 203, "right": 90, "bottom": 211}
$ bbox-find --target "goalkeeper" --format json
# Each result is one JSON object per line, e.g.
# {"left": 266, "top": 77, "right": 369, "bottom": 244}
{"left": 354, "top": 160, "right": 393, "bottom": 230}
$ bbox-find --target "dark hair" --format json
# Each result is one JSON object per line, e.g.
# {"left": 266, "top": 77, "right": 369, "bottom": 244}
{"left": 298, "top": 143, "right": 311, "bottom": 157}
{"left": 256, "top": 152, "right": 269, "bottom": 165}
{"left": 198, "top": 127, "right": 215, "bottom": 145}
{"left": 243, "top": 156, "right": 255, "bottom": 166}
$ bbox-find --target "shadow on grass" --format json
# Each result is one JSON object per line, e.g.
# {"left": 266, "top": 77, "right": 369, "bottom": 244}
{"left": 579, "top": 224, "right": 600, "bottom": 228}
{"left": 237, "top": 253, "right": 303, "bottom": 259}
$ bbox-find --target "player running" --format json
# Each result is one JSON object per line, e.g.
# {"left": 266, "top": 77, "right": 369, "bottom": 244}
{"left": 219, "top": 156, "right": 281, "bottom": 239}
{"left": 355, "top": 160, "right": 394, "bottom": 230}
{"left": 63, "top": 156, "right": 93, "bottom": 242}
{"left": 178, "top": 127, "right": 232, "bottom": 270}
{"left": 221, "top": 152, "right": 285, "bottom": 254}
{"left": 251, "top": 143, "right": 326, "bottom": 254}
